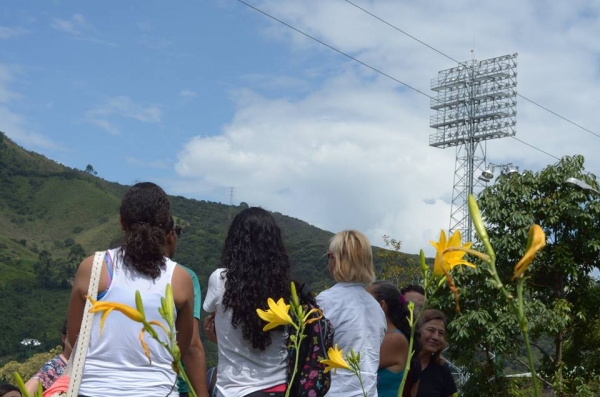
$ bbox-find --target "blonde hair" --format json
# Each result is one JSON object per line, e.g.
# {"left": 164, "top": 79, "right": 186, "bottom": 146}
{"left": 329, "top": 230, "right": 375, "bottom": 284}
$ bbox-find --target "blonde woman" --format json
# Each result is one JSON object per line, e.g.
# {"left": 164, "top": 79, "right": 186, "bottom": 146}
{"left": 316, "top": 230, "right": 386, "bottom": 397}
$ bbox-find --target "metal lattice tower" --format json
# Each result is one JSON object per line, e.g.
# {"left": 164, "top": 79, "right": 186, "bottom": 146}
{"left": 430, "top": 53, "right": 518, "bottom": 242}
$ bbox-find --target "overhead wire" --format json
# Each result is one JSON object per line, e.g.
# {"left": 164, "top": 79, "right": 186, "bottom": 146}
{"left": 343, "top": 0, "right": 600, "bottom": 141}
{"left": 235, "top": 0, "right": 577, "bottom": 162}
{"left": 236, "top": 0, "right": 434, "bottom": 99}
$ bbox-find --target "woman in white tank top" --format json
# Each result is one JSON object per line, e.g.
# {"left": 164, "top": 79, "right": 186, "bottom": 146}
{"left": 203, "top": 207, "right": 290, "bottom": 397}
{"left": 67, "top": 182, "right": 195, "bottom": 397}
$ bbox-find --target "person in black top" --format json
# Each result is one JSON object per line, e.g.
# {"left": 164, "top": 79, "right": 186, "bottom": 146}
{"left": 408, "top": 309, "right": 457, "bottom": 397}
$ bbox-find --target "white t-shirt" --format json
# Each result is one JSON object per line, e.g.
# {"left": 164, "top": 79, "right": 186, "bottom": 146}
{"left": 316, "top": 282, "right": 386, "bottom": 397}
{"left": 203, "top": 268, "right": 288, "bottom": 397}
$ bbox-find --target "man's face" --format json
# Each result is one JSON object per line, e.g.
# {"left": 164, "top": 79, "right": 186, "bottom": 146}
{"left": 404, "top": 290, "right": 424, "bottom": 312}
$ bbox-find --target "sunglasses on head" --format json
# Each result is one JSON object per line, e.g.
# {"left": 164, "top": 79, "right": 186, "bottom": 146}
{"left": 173, "top": 225, "right": 183, "bottom": 237}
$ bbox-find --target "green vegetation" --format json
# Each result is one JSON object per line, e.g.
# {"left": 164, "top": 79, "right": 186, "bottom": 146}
{"left": 1, "top": 131, "right": 407, "bottom": 367}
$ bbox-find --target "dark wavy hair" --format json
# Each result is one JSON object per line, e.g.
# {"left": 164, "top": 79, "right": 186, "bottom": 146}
{"left": 120, "top": 182, "right": 171, "bottom": 279}
{"left": 221, "top": 207, "right": 291, "bottom": 350}
{"left": 0, "top": 383, "right": 21, "bottom": 397}
{"left": 371, "top": 281, "right": 411, "bottom": 336}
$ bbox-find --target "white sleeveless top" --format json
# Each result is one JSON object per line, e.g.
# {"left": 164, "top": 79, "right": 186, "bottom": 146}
{"left": 79, "top": 248, "right": 179, "bottom": 397}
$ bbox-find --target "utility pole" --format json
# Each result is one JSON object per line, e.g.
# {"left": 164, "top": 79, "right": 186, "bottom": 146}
{"left": 228, "top": 187, "right": 235, "bottom": 221}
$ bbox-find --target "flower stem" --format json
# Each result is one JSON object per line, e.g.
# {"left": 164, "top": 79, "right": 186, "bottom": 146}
{"left": 517, "top": 278, "right": 540, "bottom": 397}
{"left": 352, "top": 366, "right": 368, "bottom": 397}
{"left": 285, "top": 324, "right": 304, "bottom": 397}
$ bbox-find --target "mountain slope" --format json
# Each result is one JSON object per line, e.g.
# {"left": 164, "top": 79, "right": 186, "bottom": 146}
{"left": 0, "top": 132, "right": 335, "bottom": 361}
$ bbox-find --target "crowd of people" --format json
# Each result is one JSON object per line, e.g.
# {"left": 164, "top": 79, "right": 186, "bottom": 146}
{"left": 2, "top": 182, "right": 457, "bottom": 397}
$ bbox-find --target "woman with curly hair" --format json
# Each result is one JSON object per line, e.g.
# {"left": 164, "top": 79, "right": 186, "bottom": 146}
{"left": 203, "top": 207, "right": 290, "bottom": 397}
{"left": 316, "top": 230, "right": 386, "bottom": 397}
{"left": 367, "top": 281, "right": 410, "bottom": 397}
{"left": 67, "top": 182, "right": 194, "bottom": 397}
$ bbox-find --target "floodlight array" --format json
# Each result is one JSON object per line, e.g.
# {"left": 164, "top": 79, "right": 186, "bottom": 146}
{"left": 429, "top": 53, "right": 518, "bottom": 149}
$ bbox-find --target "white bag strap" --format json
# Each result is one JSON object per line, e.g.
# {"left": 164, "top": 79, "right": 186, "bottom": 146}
{"left": 66, "top": 251, "right": 104, "bottom": 397}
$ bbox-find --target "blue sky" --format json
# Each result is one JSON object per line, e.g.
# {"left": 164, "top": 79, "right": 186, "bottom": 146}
{"left": 2, "top": 0, "right": 600, "bottom": 255}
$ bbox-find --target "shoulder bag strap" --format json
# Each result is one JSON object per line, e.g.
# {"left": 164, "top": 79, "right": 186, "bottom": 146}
{"left": 66, "top": 251, "right": 105, "bottom": 397}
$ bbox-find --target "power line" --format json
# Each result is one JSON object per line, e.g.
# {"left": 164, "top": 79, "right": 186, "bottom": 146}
{"left": 343, "top": 0, "right": 600, "bottom": 140}
{"left": 236, "top": 0, "right": 564, "bottom": 162}
{"left": 236, "top": 0, "right": 434, "bottom": 99}
{"left": 510, "top": 137, "right": 560, "bottom": 161}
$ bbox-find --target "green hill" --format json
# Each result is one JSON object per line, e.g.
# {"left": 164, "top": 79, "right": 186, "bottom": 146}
{"left": 0, "top": 131, "right": 337, "bottom": 364}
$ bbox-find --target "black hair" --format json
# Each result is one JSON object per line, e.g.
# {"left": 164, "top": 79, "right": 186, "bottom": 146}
{"left": 401, "top": 284, "right": 425, "bottom": 296}
{"left": 120, "top": 182, "right": 171, "bottom": 279}
{"left": 0, "top": 384, "right": 21, "bottom": 397}
{"left": 371, "top": 281, "right": 411, "bottom": 336}
{"left": 61, "top": 319, "right": 68, "bottom": 350}
{"left": 221, "top": 207, "right": 291, "bottom": 350}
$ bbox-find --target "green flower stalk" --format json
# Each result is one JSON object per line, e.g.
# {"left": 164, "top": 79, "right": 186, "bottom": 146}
{"left": 256, "top": 282, "right": 323, "bottom": 397}
{"left": 320, "top": 345, "right": 368, "bottom": 397}
{"left": 468, "top": 193, "right": 545, "bottom": 397}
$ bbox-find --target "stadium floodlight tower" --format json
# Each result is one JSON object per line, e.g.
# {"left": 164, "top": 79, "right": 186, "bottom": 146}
{"left": 430, "top": 53, "right": 518, "bottom": 242}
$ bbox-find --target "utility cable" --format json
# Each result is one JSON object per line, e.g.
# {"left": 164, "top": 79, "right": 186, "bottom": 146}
{"left": 343, "top": 0, "right": 600, "bottom": 140}
{"left": 236, "top": 0, "right": 565, "bottom": 162}
{"left": 236, "top": 0, "right": 434, "bottom": 99}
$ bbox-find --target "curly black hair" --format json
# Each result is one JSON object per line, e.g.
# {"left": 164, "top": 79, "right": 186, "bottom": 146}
{"left": 371, "top": 280, "right": 411, "bottom": 336}
{"left": 119, "top": 182, "right": 171, "bottom": 279}
{"left": 221, "top": 207, "right": 291, "bottom": 350}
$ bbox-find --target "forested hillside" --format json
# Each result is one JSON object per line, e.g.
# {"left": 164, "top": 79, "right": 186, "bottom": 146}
{"left": 0, "top": 132, "right": 368, "bottom": 365}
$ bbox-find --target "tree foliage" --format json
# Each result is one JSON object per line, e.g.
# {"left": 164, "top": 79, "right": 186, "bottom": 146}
{"left": 440, "top": 155, "right": 600, "bottom": 396}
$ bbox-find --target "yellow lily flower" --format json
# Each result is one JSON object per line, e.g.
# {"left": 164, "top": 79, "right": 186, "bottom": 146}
{"left": 320, "top": 344, "right": 351, "bottom": 374}
{"left": 87, "top": 296, "right": 145, "bottom": 336}
{"left": 256, "top": 297, "right": 295, "bottom": 331}
{"left": 430, "top": 230, "right": 476, "bottom": 276}
{"left": 512, "top": 224, "right": 546, "bottom": 280}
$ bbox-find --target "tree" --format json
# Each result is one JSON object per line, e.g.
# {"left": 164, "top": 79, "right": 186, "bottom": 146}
{"left": 375, "top": 235, "right": 422, "bottom": 287}
{"left": 84, "top": 164, "right": 98, "bottom": 175}
{"left": 444, "top": 155, "right": 600, "bottom": 395}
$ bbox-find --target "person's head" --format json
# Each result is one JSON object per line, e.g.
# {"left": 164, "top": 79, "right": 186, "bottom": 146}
{"left": 165, "top": 216, "right": 183, "bottom": 259}
{"left": 221, "top": 207, "right": 290, "bottom": 350}
{"left": 0, "top": 384, "right": 21, "bottom": 397}
{"left": 401, "top": 284, "right": 425, "bottom": 313}
{"left": 367, "top": 281, "right": 410, "bottom": 336}
{"left": 419, "top": 309, "right": 448, "bottom": 363}
{"left": 119, "top": 182, "right": 171, "bottom": 279}
{"left": 327, "top": 230, "right": 375, "bottom": 284}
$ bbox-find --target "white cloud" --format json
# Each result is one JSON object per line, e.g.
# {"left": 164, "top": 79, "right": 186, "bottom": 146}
{"left": 85, "top": 96, "right": 162, "bottom": 135}
{"left": 0, "top": 26, "right": 29, "bottom": 39}
{"left": 51, "top": 13, "right": 115, "bottom": 46}
{"left": 0, "top": 63, "right": 62, "bottom": 150}
{"left": 171, "top": 0, "right": 600, "bottom": 255}
{"left": 179, "top": 89, "right": 198, "bottom": 99}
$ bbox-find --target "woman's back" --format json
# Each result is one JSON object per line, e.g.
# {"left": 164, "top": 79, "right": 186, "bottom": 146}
{"left": 317, "top": 283, "right": 386, "bottom": 397}
{"left": 79, "top": 249, "right": 178, "bottom": 397}
{"left": 204, "top": 268, "right": 287, "bottom": 397}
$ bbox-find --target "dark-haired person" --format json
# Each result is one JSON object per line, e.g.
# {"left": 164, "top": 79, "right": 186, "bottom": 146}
{"left": 67, "top": 182, "right": 194, "bottom": 397}
{"left": 165, "top": 217, "right": 209, "bottom": 397}
{"left": 25, "top": 320, "right": 71, "bottom": 396}
{"left": 316, "top": 230, "right": 386, "bottom": 397}
{"left": 401, "top": 284, "right": 425, "bottom": 315}
{"left": 0, "top": 384, "right": 21, "bottom": 397}
{"left": 203, "top": 207, "right": 290, "bottom": 397}
{"left": 367, "top": 281, "right": 410, "bottom": 397}
{"left": 408, "top": 310, "right": 457, "bottom": 397}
